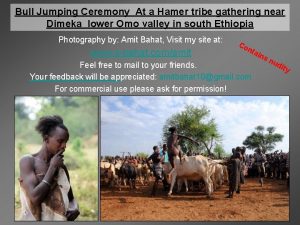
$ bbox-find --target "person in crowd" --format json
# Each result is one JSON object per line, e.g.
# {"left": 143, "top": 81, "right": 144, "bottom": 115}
{"left": 167, "top": 126, "right": 199, "bottom": 171}
{"left": 227, "top": 148, "right": 241, "bottom": 198}
{"left": 254, "top": 147, "right": 267, "bottom": 187}
{"left": 147, "top": 146, "right": 166, "bottom": 196}
{"left": 160, "top": 144, "right": 170, "bottom": 191}
{"left": 239, "top": 146, "right": 247, "bottom": 184}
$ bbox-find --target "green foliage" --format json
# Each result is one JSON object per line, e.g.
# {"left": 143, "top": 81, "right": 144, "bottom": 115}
{"left": 213, "top": 144, "right": 226, "bottom": 159}
{"left": 162, "top": 105, "right": 221, "bottom": 155}
{"left": 15, "top": 112, "right": 39, "bottom": 143}
{"left": 15, "top": 102, "right": 30, "bottom": 119}
{"left": 67, "top": 149, "right": 98, "bottom": 221}
{"left": 16, "top": 142, "right": 26, "bottom": 154}
{"left": 63, "top": 148, "right": 82, "bottom": 170}
{"left": 15, "top": 97, "right": 98, "bottom": 144}
{"left": 36, "top": 97, "right": 98, "bottom": 139}
{"left": 136, "top": 152, "right": 149, "bottom": 158}
{"left": 243, "top": 125, "right": 284, "bottom": 153}
{"left": 72, "top": 137, "right": 83, "bottom": 154}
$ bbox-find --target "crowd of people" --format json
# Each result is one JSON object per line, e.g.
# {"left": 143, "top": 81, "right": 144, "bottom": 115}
{"left": 247, "top": 150, "right": 289, "bottom": 180}
{"left": 226, "top": 146, "right": 289, "bottom": 198}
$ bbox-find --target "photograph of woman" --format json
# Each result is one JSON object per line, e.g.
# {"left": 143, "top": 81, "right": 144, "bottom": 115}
{"left": 15, "top": 96, "right": 98, "bottom": 221}
{"left": 18, "top": 115, "right": 80, "bottom": 221}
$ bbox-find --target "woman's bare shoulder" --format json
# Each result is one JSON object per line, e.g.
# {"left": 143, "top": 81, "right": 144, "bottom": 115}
{"left": 19, "top": 154, "right": 34, "bottom": 168}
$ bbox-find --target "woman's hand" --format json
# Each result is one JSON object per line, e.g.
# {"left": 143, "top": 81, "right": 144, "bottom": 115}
{"left": 66, "top": 199, "right": 80, "bottom": 221}
{"left": 49, "top": 149, "right": 64, "bottom": 169}
{"left": 66, "top": 209, "right": 80, "bottom": 221}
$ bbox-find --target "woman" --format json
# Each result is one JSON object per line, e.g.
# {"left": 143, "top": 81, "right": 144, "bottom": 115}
{"left": 18, "top": 115, "right": 80, "bottom": 221}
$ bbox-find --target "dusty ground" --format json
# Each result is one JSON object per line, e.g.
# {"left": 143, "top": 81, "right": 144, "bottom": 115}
{"left": 100, "top": 178, "right": 289, "bottom": 221}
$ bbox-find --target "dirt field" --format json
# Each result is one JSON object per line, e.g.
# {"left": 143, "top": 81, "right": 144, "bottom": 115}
{"left": 100, "top": 178, "right": 289, "bottom": 221}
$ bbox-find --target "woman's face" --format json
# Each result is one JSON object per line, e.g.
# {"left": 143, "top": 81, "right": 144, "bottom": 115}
{"left": 46, "top": 126, "right": 69, "bottom": 155}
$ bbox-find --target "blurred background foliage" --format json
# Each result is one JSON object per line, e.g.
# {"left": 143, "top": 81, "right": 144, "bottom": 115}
{"left": 15, "top": 96, "right": 98, "bottom": 221}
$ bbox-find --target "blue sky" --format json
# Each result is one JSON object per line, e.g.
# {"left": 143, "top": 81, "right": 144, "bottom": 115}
{"left": 101, "top": 96, "right": 289, "bottom": 156}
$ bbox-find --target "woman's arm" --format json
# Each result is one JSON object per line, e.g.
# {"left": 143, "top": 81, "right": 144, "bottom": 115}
{"left": 19, "top": 152, "right": 63, "bottom": 205}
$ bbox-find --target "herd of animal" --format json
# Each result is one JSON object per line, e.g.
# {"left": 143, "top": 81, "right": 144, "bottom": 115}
{"left": 100, "top": 154, "right": 229, "bottom": 197}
